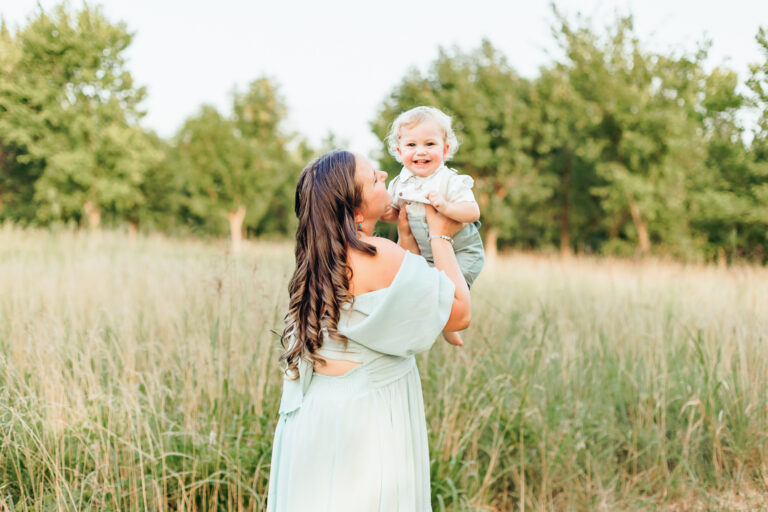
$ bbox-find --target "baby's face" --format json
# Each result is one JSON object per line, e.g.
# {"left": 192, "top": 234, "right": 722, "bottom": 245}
{"left": 396, "top": 120, "right": 449, "bottom": 178}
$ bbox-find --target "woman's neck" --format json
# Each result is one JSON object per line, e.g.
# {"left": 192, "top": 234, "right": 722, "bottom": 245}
{"left": 357, "top": 219, "right": 376, "bottom": 237}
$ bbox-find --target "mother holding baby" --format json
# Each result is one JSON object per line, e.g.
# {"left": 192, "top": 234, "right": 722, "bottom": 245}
{"left": 267, "top": 108, "right": 478, "bottom": 511}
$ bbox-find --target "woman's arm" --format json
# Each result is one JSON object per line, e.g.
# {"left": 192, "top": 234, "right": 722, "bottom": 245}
{"left": 425, "top": 205, "right": 471, "bottom": 331}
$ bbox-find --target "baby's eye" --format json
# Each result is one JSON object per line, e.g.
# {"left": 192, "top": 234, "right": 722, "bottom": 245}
{"left": 406, "top": 143, "right": 415, "bottom": 147}
{"left": 427, "top": 142, "right": 436, "bottom": 146}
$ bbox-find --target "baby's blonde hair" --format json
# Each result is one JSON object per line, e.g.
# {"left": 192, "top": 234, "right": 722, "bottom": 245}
{"left": 386, "top": 106, "right": 459, "bottom": 163}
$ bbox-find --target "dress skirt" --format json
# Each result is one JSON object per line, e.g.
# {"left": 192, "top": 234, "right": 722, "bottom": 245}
{"left": 267, "top": 357, "right": 432, "bottom": 512}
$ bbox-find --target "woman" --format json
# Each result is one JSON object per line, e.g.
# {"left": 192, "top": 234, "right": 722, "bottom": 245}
{"left": 267, "top": 150, "right": 470, "bottom": 511}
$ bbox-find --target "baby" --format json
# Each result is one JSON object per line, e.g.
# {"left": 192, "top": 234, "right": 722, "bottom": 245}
{"left": 380, "top": 106, "right": 485, "bottom": 346}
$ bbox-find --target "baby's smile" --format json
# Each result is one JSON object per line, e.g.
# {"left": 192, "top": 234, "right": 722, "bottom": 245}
{"left": 396, "top": 119, "right": 448, "bottom": 177}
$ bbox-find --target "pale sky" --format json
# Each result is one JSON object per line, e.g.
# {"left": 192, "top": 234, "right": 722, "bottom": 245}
{"left": 4, "top": 1, "right": 767, "bottom": 159}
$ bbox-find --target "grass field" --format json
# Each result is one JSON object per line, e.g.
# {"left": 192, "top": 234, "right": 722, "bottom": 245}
{"left": 1, "top": 226, "right": 767, "bottom": 511}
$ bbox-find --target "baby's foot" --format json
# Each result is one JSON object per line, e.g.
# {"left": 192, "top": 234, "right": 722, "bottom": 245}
{"left": 442, "top": 330, "right": 464, "bottom": 347}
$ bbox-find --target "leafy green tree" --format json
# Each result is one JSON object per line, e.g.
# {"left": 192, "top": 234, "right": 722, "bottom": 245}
{"left": 744, "top": 26, "right": 768, "bottom": 260}
{"left": 553, "top": 14, "right": 710, "bottom": 257}
{"left": 0, "top": 19, "right": 42, "bottom": 223}
{"left": 0, "top": 4, "right": 160, "bottom": 228}
{"left": 231, "top": 78, "right": 302, "bottom": 238}
{"left": 371, "top": 41, "right": 550, "bottom": 260}
{"left": 528, "top": 65, "right": 603, "bottom": 255}
{"left": 174, "top": 105, "right": 249, "bottom": 247}
{"left": 128, "top": 132, "right": 178, "bottom": 233}
{"left": 173, "top": 78, "right": 300, "bottom": 250}
{"left": 749, "top": 27, "right": 768, "bottom": 162}
{"left": 686, "top": 67, "right": 764, "bottom": 262}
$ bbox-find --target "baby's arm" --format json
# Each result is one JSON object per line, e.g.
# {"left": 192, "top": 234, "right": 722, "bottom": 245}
{"left": 425, "top": 191, "right": 480, "bottom": 223}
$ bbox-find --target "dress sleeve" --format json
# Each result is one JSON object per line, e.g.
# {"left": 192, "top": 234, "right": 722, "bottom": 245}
{"left": 445, "top": 171, "right": 477, "bottom": 204}
{"left": 338, "top": 252, "right": 455, "bottom": 357}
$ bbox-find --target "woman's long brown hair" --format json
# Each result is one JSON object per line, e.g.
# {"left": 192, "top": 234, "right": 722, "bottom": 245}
{"left": 280, "top": 150, "right": 376, "bottom": 378}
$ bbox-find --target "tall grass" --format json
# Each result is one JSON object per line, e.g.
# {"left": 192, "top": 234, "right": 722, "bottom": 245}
{"left": 1, "top": 226, "right": 767, "bottom": 511}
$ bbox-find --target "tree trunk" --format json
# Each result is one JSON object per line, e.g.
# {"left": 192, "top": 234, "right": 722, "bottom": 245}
{"left": 485, "top": 226, "right": 498, "bottom": 266}
{"left": 717, "top": 247, "right": 727, "bottom": 269}
{"left": 627, "top": 195, "right": 651, "bottom": 256}
{"left": 228, "top": 205, "right": 246, "bottom": 254}
{"left": 609, "top": 213, "right": 623, "bottom": 239}
{"left": 560, "top": 152, "right": 572, "bottom": 258}
{"left": 83, "top": 200, "right": 101, "bottom": 230}
{"left": 128, "top": 220, "right": 138, "bottom": 243}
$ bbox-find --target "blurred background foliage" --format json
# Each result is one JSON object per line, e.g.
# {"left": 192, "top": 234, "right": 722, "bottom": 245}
{"left": 1, "top": 3, "right": 766, "bottom": 262}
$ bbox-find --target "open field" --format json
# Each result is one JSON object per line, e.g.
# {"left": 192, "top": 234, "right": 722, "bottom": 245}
{"left": 1, "top": 227, "right": 767, "bottom": 511}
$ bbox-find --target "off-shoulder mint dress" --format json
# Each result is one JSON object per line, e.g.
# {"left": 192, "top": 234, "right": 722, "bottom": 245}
{"left": 267, "top": 251, "right": 455, "bottom": 512}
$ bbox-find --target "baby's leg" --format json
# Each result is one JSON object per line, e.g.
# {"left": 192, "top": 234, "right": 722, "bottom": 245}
{"left": 453, "top": 222, "right": 485, "bottom": 287}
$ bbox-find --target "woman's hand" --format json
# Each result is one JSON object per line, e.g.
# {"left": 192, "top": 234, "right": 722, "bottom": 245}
{"left": 379, "top": 204, "right": 400, "bottom": 223}
{"left": 397, "top": 207, "right": 420, "bottom": 254}
{"left": 424, "top": 204, "right": 462, "bottom": 238}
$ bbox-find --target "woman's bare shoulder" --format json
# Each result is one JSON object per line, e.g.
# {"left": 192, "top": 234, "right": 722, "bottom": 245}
{"left": 366, "top": 235, "right": 404, "bottom": 256}
{"left": 348, "top": 237, "right": 406, "bottom": 294}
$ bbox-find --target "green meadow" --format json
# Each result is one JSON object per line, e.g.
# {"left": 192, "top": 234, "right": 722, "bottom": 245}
{"left": 1, "top": 227, "right": 767, "bottom": 511}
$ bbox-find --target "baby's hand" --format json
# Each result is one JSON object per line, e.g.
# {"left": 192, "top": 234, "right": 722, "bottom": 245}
{"left": 426, "top": 191, "right": 447, "bottom": 213}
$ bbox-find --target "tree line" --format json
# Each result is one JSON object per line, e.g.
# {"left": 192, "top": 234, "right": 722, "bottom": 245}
{"left": 1, "top": 4, "right": 767, "bottom": 262}
{"left": 0, "top": 4, "right": 311, "bottom": 249}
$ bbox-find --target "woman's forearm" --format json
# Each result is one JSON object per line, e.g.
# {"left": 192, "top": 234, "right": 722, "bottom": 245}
{"left": 398, "top": 234, "right": 420, "bottom": 254}
{"left": 430, "top": 238, "right": 471, "bottom": 330}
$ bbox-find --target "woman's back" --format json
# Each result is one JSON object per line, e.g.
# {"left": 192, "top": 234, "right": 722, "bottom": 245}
{"left": 316, "top": 237, "right": 404, "bottom": 376}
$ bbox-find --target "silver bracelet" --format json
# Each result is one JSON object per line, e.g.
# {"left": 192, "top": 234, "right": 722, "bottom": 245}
{"left": 428, "top": 234, "right": 454, "bottom": 246}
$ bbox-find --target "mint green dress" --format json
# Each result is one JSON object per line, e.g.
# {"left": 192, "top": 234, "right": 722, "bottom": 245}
{"left": 267, "top": 251, "right": 455, "bottom": 511}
